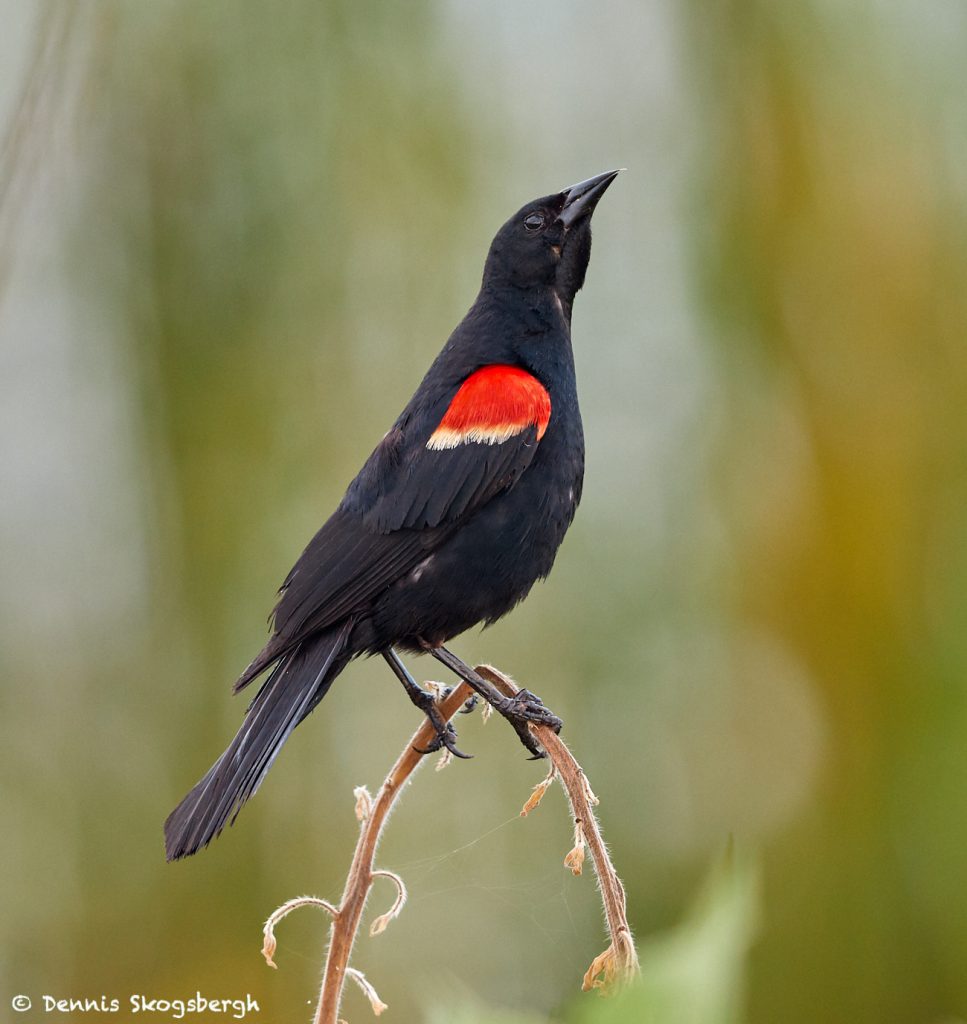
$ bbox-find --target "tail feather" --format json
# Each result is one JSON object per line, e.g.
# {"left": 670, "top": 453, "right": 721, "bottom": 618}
{"left": 164, "top": 620, "right": 353, "bottom": 861}
{"left": 232, "top": 633, "right": 290, "bottom": 694}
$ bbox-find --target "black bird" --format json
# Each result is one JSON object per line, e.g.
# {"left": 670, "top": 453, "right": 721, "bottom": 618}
{"left": 165, "top": 169, "right": 620, "bottom": 861}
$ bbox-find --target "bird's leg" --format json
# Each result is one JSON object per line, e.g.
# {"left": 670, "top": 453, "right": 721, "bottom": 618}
{"left": 424, "top": 644, "right": 562, "bottom": 759}
{"left": 382, "top": 649, "right": 472, "bottom": 759}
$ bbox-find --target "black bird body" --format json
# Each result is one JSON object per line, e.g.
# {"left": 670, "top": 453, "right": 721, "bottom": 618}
{"left": 322, "top": 288, "right": 583, "bottom": 654}
{"left": 165, "top": 171, "right": 619, "bottom": 860}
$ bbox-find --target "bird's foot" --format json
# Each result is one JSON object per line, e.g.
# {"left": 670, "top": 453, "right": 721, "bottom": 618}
{"left": 383, "top": 648, "right": 473, "bottom": 758}
{"left": 412, "top": 698, "right": 473, "bottom": 760}
{"left": 495, "top": 688, "right": 563, "bottom": 760}
{"left": 419, "top": 644, "right": 560, "bottom": 759}
{"left": 497, "top": 688, "right": 563, "bottom": 731}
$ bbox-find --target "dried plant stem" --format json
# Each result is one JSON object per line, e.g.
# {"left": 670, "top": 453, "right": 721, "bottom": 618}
{"left": 316, "top": 681, "right": 473, "bottom": 1024}
{"left": 262, "top": 665, "right": 638, "bottom": 1021}
{"left": 476, "top": 664, "right": 640, "bottom": 989}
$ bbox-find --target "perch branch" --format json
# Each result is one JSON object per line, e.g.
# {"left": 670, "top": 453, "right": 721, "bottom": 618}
{"left": 476, "top": 664, "right": 640, "bottom": 989}
{"left": 262, "top": 664, "right": 638, "bottom": 1021}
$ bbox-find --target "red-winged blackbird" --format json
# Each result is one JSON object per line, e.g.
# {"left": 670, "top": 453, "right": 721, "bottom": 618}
{"left": 164, "top": 170, "right": 620, "bottom": 861}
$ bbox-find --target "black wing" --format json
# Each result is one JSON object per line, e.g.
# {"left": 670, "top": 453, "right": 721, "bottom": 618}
{"left": 237, "top": 379, "right": 547, "bottom": 688}
{"left": 344, "top": 419, "right": 543, "bottom": 533}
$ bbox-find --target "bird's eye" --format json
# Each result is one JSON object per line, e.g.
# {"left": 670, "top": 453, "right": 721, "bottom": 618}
{"left": 523, "top": 213, "right": 544, "bottom": 231}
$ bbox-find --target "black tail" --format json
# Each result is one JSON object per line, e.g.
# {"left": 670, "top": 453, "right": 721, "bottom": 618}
{"left": 164, "top": 620, "right": 353, "bottom": 860}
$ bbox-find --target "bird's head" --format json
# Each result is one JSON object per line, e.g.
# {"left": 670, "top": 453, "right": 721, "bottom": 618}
{"left": 483, "top": 169, "right": 621, "bottom": 311}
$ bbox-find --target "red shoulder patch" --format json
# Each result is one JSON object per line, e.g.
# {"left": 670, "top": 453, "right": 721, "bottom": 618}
{"left": 426, "top": 365, "right": 551, "bottom": 451}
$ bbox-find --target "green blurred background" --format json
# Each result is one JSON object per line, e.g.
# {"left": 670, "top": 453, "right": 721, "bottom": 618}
{"left": 2, "top": 2, "right": 966, "bottom": 1021}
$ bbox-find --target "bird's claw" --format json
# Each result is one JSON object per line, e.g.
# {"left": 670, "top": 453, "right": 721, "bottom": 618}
{"left": 413, "top": 711, "right": 473, "bottom": 760}
{"left": 510, "top": 718, "right": 547, "bottom": 759}
{"left": 495, "top": 688, "right": 563, "bottom": 758}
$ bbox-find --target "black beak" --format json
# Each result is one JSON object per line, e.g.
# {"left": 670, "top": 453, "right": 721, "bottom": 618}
{"left": 558, "top": 169, "right": 622, "bottom": 228}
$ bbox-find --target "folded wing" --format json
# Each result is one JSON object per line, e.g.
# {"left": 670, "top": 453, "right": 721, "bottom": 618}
{"left": 240, "top": 364, "right": 552, "bottom": 685}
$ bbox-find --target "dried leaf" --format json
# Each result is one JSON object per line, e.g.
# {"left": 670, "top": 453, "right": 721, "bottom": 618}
{"left": 582, "top": 944, "right": 617, "bottom": 991}
{"left": 564, "top": 819, "right": 586, "bottom": 875}
{"left": 369, "top": 870, "right": 407, "bottom": 936}
{"left": 261, "top": 896, "right": 338, "bottom": 970}
{"left": 346, "top": 968, "right": 388, "bottom": 1016}
{"left": 354, "top": 786, "right": 374, "bottom": 822}
{"left": 564, "top": 843, "right": 586, "bottom": 876}
{"left": 520, "top": 767, "right": 555, "bottom": 817}
{"left": 581, "top": 773, "right": 600, "bottom": 807}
